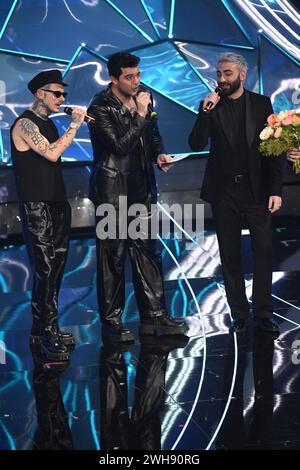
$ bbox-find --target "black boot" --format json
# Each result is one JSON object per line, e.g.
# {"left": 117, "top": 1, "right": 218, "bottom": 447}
{"left": 229, "top": 318, "right": 248, "bottom": 334}
{"left": 254, "top": 316, "right": 280, "bottom": 334}
{"left": 140, "top": 311, "right": 188, "bottom": 336}
{"left": 102, "top": 319, "right": 134, "bottom": 343}
{"left": 30, "top": 321, "right": 75, "bottom": 348}
{"left": 140, "top": 334, "right": 189, "bottom": 353}
{"left": 41, "top": 326, "right": 71, "bottom": 361}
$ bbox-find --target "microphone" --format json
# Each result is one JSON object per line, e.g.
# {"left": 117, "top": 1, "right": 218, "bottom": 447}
{"left": 137, "top": 87, "right": 157, "bottom": 119}
{"left": 147, "top": 102, "right": 157, "bottom": 119}
{"left": 203, "top": 86, "right": 223, "bottom": 113}
{"left": 63, "top": 106, "right": 95, "bottom": 123}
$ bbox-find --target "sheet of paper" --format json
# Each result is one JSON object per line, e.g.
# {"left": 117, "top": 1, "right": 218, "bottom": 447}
{"left": 167, "top": 154, "right": 190, "bottom": 163}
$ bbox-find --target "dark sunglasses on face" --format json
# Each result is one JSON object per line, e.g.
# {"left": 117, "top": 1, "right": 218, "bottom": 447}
{"left": 41, "top": 89, "right": 68, "bottom": 99}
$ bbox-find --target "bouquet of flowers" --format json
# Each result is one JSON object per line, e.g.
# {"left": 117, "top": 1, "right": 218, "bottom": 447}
{"left": 259, "top": 109, "right": 300, "bottom": 173}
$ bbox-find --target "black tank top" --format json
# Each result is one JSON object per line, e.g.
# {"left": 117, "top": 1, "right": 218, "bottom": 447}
{"left": 10, "top": 110, "right": 66, "bottom": 201}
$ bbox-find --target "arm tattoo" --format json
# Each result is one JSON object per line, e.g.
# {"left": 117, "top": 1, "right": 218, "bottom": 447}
{"left": 49, "top": 142, "right": 58, "bottom": 152}
{"left": 19, "top": 119, "right": 38, "bottom": 136}
{"left": 48, "top": 128, "right": 74, "bottom": 153}
{"left": 19, "top": 119, "right": 75, "bottom": 158}
{"left": 38, "top": 141, "right": 49, "bottom": 154}
{"left": 19, "top": 119, "right": 49, "bottom": 154}
{"left": 32, "top": 133, "right": 44, "bottom": 145}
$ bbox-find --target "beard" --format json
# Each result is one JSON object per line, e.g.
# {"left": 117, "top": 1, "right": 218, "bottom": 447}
{"left": 219, "top": 76, "right": 241, "bottom": 96}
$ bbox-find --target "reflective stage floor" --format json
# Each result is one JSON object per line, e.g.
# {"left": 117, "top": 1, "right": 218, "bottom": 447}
{"left": 1, "top": 222, "right": 300, "bottom": 451}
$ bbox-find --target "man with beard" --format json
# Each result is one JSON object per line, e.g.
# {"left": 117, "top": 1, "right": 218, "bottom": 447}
{"left": 87, "top": 52, "right": 187, "bottom": 341}
{"left": 189, "top": 53, "right": 282, "bottom": 334}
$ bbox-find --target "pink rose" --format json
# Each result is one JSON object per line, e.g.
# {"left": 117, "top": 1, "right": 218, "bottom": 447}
{"left": 291, "top": 115, "right": 300, "bottom": 123}
{"left": 287, "top": 109, "right": 296, "bottom": 116}
{"left": 281, "top": 116, "right": 293, "bottom": 126}
{"left": 274, "top": 127, "right": 282, "bottom": 138}
{"left": 267, "top": 114, "right": 277, "bottom": 126}
{"left": 276, "top": 111, "right": 288, "bottom": 122}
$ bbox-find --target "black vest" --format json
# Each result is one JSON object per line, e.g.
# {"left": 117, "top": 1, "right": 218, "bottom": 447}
{"left": 10, "top": 110, "right": 66, "bottom": 201}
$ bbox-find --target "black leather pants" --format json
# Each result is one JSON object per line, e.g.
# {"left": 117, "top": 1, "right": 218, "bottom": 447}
{"left": 95, "top": 169, "right": 167, "bottom": 323}
{"left": 96, "top": 235, "right": 167, "bottom": 323}
{"left": 20, "top": 201, "right": 71, "bottom": 334}
{"left": 31, "top": 349, "right": 73, "bottom": 450}
{"left": 99, "top": 341, "right": 168, "bottom": 450}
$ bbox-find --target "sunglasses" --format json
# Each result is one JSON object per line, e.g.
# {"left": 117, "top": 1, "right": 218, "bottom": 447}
{"left": 41, "top": 89, "right": 68, "bottom": 99}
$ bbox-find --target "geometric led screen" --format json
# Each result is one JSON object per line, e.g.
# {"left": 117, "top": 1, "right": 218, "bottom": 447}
{"left": 0, "top": 0, "right": 299, "bottom": 166}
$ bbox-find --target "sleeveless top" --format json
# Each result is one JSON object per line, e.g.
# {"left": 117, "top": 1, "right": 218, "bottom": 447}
{"left": 10, "top": 110, "right": 66, "bottom": 201}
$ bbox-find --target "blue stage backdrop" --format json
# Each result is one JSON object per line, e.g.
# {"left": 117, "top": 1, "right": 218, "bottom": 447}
{"left": 0, "top": 0, "right": 299, "bottom": 165}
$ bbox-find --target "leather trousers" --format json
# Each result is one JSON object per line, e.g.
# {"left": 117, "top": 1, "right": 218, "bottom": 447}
{"left": 96, "top": 235, "right": 167, "bottom": 323}
{"left": 20, "top": 201, "right": 71, "bottom": 334}
{"left": 31, "top": 349, "right": 73, "bottom": 450}
{"left": 99, "top": 341, "right": 168, "bottom": 450}
{"left": 95, "top": 169, "right": 167, "bottom": 323}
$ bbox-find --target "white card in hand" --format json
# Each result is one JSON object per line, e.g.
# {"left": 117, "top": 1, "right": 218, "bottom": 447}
{"left": 167, "top": 154, "right": 190, "bottom": 163}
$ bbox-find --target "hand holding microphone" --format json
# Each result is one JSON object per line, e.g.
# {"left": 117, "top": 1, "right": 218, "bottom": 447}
{"left": 136, "top": 92, "right": 152, "bottom": 118}
{"left": 136, "top": 89, "right": 157, "bottom": 119}
{"left": 64, "top": 106, "right": 94, "bottom": 129}
{"left": 202, "top": 86, "right": 222, "bottom": 113}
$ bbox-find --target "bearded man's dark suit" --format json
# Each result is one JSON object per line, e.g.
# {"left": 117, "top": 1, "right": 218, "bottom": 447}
{"left": 189, "top": 89, "right": 282, "bottom": 319}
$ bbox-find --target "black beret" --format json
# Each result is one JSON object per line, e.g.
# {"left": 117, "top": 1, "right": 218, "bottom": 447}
{"left": 28, "top": 69, "right": 68, "bottom": 94}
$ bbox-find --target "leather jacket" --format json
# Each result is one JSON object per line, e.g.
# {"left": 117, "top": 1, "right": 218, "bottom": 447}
{"left": 87, "top": 85, "right": 165, "bottom": 205}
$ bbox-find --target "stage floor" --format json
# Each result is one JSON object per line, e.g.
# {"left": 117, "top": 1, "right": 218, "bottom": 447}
{"left": 1, "top": 221, "right": 300, "bottom": 451}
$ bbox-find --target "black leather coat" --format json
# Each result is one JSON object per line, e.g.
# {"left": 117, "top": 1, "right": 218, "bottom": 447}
{"left": 87, "top": 85, "right": 165, "bottom": 205}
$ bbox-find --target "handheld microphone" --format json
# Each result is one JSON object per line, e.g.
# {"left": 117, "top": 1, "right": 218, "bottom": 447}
{"left": 203, "top": 86, "right": 223, "bottom": 113}
{"left": 63, "top": 106, "right": 95, "bottom": 123}
{"left": 147, "top": 102, "right": 157, "bottom": 119}
{"left": 137, "top": 87, "right": 157, "bottom": 119}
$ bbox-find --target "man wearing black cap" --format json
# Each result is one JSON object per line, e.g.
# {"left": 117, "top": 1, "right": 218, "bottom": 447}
{"left": 10, "top": 69, "right": 86, "bottom": 360}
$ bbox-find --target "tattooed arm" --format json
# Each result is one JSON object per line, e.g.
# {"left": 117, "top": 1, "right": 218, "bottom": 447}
{"left": 12, "top": 108, "right": 86, "bottom": 162}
